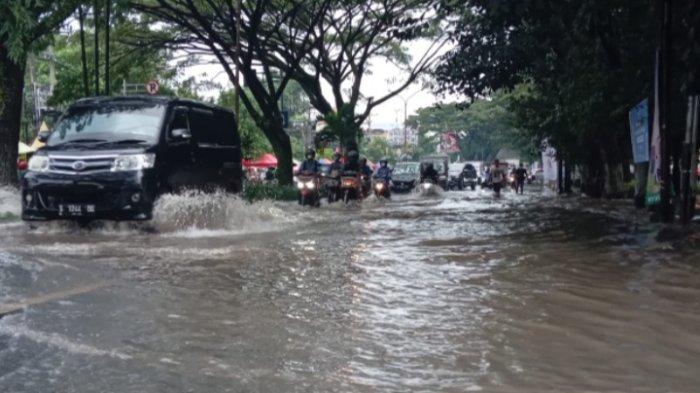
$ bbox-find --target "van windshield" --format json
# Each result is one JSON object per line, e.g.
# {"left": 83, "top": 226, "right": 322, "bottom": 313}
{"left": 47, "top": 104, "right": 166, "bottom": 147}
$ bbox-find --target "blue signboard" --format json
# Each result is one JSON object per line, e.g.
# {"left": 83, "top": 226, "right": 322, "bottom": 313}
{"left": 629, "top": 99, "right": 649, "bottom": 163}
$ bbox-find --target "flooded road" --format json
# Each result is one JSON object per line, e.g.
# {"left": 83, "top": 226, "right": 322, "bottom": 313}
{"left": 1, "top": 186, "right": 699, "bottom": 392}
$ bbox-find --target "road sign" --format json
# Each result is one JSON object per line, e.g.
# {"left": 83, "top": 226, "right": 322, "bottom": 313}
{"left": 146, "top": 80, "right": 160, "bottom": 95}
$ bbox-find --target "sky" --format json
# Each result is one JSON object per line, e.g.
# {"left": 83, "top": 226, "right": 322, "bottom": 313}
{"left": 181, "top": 40, "right": 458, "bottom": 130}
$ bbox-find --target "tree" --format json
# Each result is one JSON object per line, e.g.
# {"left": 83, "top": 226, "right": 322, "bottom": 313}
{"left": 436, "top": 0, "right": 661, "bottom": 197}
{"left": 362, "top": 136, "right": 395, "bottom": 163}
{"left": 265, "top": 0, "right": 449, "bottom": 149}
{"left": 131, "top": 0, "right": 330, "bottom": 185}
{"left": 0, "top": 0, "right": 80, "bottom": 184}
{"left": 45, "top": 15, "right": 180, "bottom": 107}
{"left": 406, "top": 95, "right": 532, "bottom": 162}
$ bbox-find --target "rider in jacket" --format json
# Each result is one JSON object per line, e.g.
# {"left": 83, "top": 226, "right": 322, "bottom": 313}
{"left": 299, "top": 148, "right": 320, "bottom": 175}
{"left": 374, "top": 158, "right": 392, "bottom": 182}
{"left": 420, "top": 162, "right": 440, "bottom": 184}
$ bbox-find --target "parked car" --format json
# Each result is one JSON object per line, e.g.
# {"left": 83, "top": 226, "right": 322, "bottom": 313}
{"left": 420, "top": 155, "right": 449, "bottom": 189}
{"left": 22, "top": 96, "right": 242, "bottom": 221}
{"left": 391, "top": 161, "right": 421, "bottom": 193}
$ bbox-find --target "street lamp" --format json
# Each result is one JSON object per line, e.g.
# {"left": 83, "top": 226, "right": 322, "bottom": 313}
{"left": 397, "top": 90, "right": 422, "bottom": 152}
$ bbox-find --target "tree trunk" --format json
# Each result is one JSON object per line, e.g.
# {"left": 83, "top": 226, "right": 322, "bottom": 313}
{"left": 267, "top": 126, "right": 293, "bottom": 186}
{"left": 564, "top": 160, "right": 572, "bottom": 194}
{"left": 78, "top": 6, "right": 89, "bottom": 96}
{"left": 0, "top": 46, "right": 26, "bottom": 185}
{"left": 581, "top": 144, "right": 605, "bottom": 198}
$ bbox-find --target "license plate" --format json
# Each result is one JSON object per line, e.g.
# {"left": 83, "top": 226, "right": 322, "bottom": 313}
{"left": 58, "top": 204, "right": 96, "bottom": 217}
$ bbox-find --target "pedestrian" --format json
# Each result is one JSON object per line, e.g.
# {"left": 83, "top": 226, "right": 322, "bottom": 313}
{"left": 490, "top": 159, "right": 506, "bottom": 197}
{"left": 514, "top": 163, "right": 527, "bottom": 194}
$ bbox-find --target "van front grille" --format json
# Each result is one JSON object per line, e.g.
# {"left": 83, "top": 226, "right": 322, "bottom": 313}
{"left": 48, "top": 155, "right": 117, "bottom": 175}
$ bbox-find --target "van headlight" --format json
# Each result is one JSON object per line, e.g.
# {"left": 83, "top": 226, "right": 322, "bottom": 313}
{"left": 27, "top": 155, "right": 49, "bottom": 172}
{"left": 111, "top": 154, "right": 155, "bottom": 172}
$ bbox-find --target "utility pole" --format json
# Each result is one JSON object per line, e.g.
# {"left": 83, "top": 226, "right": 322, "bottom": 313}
{"left": 104, "top": 0, "right": 111, "bottom": 95}
{"left": 233, "top": 0, "right": 242, "bottom": 120}
{"left": 93, "top": 0, "right": 100, "bottom": 95}
{"left": 398, "top": 90, "right": 421, "bottom": 152}
{"left": 78, "top": 6, "right": 89, "bottom": 96}
{"left": 659, "top": 0, "right": 673, "bottom": 222}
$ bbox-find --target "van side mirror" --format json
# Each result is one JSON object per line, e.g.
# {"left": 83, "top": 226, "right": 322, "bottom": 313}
{"left": 37, "top": 130, "right": 50, "bottom": 143}
{"left": 171, "top": 128, "right": 191, "bottom": 140}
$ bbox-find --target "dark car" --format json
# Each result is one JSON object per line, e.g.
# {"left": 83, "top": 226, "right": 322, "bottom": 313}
{"left": 391, "top": 161, "right": 420, "bottom": 192}
{"left": 22, "top": 96, "right": 242, "bottom": 221}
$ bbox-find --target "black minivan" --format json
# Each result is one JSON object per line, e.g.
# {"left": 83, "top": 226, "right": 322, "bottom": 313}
{"left": 22, "top": 96, "right": 242, "bottom": 221}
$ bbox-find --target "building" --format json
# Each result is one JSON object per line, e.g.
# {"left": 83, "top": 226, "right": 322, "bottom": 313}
{"left": 388, "top": 127, "right": 418, "bottom": 147}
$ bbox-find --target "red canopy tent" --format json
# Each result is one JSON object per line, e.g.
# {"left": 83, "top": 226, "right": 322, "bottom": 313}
{"left": 243, "top": 153, "right": 278, "bottom": 168}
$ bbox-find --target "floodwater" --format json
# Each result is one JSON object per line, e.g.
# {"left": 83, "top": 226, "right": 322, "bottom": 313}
{"left": 0, "top": 185, "right": 699, "bottom": 392}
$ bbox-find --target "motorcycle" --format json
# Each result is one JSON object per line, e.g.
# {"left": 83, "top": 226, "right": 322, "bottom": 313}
{"left": 296, "top": 174, "right": 321, "bottom": 207}
{"left": 373, "top": 178, "right": 391, "bottom": 199}
{"left": 340, "top": 172, "right": 362, "bottom": 204}
{"left": 418, "top": 179, "right": 440, "bottom": 197}
{"left": 324, "top": 170, "right": 342, "bottom": 204}
{"left": 508, "top": 173, "right": 518, "bottom": 190}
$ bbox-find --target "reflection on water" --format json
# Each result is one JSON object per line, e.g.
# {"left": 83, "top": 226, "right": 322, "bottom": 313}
{"left": 0, "top": 187, "right": 699, "bottom": 392}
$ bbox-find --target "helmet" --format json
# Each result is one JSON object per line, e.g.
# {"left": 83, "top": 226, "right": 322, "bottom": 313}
{"left": 333, "top": 152, "right": 342, "bottom": 160}
{"left": 347, "top": 150, "right": 359, "bottom": 162}
{"left": 379, "top": 157, "right": 388, "bottom": 166}
{"left": 306, "top": 148, "right": 316, "bottom": 158}
{"left": 360, "top": 156, "right": 367, "bottom": 165}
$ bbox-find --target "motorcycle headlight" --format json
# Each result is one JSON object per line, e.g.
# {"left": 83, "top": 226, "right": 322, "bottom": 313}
{"left": 296, "top": 181, "right": 304, "bottom": 189}
{"left": 305, "top": 181, "right": 315, "bottom": 189}
{"left": 376, "top": 183, "right": 384, "bottom": 190}
{"left": 423, "top": 183, "right": 433, "bottom": 189}
{"left": 27, "top": 155, "right": 50, "bottom": 172}
{"left": 111, "top": 153, "right": 155, "bottom": 172}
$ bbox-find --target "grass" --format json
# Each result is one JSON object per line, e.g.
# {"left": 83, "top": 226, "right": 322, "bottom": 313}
{"left": 243, "top": 182, "right": 298, "bottom": 202}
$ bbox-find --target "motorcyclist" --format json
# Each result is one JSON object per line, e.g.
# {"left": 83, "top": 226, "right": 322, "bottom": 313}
{"left": 420, "top": 162, "right": 439, "bottom": 184}
{"left": 359, "top": 157, "right": 373, "bottom": 196}
{"left": 343, "top": 150, "right": 360, "bottom": 173}
{"left": 299, "top": 148, "right": 320, "bottom": 175}
{"left": 329, "top": 152, "right": 343, "bottom": 173}
{"left": 374, "top": 158, "right": 392, "bottom": 182}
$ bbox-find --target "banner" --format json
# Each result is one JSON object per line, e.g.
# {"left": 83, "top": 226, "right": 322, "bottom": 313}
{"left": 629, "top": 99, "right": 649, "bottom": 163}
{"left": 440, "top": 132, "right": 461, "bottom": 153}
{"left": 646, "top": 50, "right": 662, "bottom": 206}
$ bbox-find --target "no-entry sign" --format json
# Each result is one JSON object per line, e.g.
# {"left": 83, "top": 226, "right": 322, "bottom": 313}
{"left": 146, "top": 80, "right": 160, "bottom": 95}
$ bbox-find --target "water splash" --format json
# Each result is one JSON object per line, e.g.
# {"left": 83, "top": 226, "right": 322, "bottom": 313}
{"left": 0, "top": 186, "right": 20, "bottom": 221}
{"left": 151, "top": 190, "right": 302, "bottom": 235}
